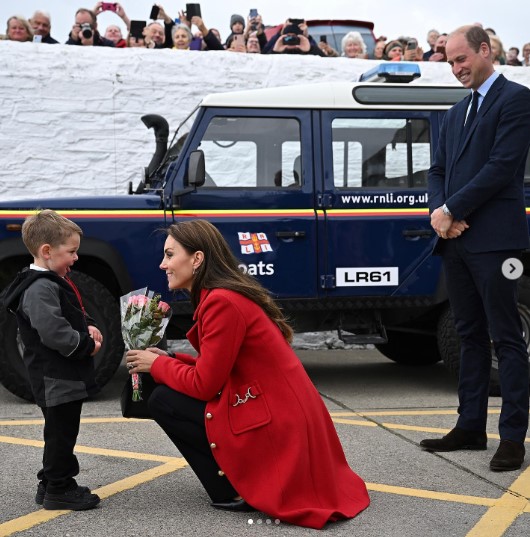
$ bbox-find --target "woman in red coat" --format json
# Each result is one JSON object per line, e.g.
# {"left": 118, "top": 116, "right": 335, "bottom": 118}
{"left": 126, "top": 220, "right": 369, "bottom": 529}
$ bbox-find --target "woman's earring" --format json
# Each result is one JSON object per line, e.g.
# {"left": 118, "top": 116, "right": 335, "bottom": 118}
{"left": 192, "top": 267, "right": 196, "bottom": 275}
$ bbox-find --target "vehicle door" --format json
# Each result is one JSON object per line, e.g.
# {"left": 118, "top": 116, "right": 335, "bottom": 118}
{"left": 167, "top": 108, "right": 318, "bottom": 299}
{"left": 319, "top": 110, "right": 441, "bottom": 298}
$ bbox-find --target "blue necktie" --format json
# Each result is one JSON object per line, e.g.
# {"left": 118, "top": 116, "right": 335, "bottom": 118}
{"left": 463, "top": 91, "right": 479, "bottom": 137}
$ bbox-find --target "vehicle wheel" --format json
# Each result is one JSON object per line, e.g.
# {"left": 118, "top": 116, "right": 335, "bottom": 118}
{"left": 375, "top": 330, "right": 441, "bottom": 365}
{"left": 0, "top": 271, "right": 124, "bottom": 402}
{"left": 437, "top": 280, "right": 530, "bottom": 397}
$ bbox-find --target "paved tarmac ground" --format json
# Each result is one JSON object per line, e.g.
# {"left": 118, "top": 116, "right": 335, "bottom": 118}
{"left": 0, "top": 347, "right": 529, "bottom": 537}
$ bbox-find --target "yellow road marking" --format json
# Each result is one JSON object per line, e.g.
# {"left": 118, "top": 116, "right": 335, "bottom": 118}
{"left": 0, "top": 435, "right": 180, "bottom": 462}
{"left": 329, "top": 409, "right": 505, "bottom": 417}
{"left": 0, "top": 417, "right": 148, "bottom": 426}
{"left": 331, "top": 418, "right": 377, "bottom": 427}
{"left": 331, "top": 418, "right": 528, "bottom": 443}
{"left": 0, "top": 461, "right": 187, "bottom": 537}
{"left": 466, "top": 465, "right": 530, "bottom": 536}
{"left": 366, "top": 482, "right": 496, "bottom": 507}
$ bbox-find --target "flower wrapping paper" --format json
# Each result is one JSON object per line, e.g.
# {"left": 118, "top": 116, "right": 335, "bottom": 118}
{"left": 120, "top": 288, "right": 172, "bottom": 400}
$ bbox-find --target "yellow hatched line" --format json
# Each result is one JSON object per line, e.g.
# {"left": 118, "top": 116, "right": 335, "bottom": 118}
{"left": 466, "top": 465, "right": 530, "bottom": 537}
{"left": 329, "top": 409, "right": 504, "bottom": 417}
{"left": 0, "top": 417, "right": 148, "bottom": 426}
{"left": 0, "top": 435, "right": 179, "bottom": 463}
{"left": 366, "top": 482, "right": 496, "bottom": 507}
{"left": 0, "top": 461, "right": 187, "bottom": 537}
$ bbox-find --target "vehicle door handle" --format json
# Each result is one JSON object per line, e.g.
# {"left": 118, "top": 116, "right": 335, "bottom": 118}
{"left": 275, "top": 231, "right": 306, "bottom": 238}
{"left": 402, "top": 229, "right": 433, "bottom": 238}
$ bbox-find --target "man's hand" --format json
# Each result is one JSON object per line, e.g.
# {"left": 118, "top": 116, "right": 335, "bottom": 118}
{"left": 191, "top": 16, "right": 207, "bottom": 34}
{"left": 431, "top": 206, "right": 454, "bottom": 238}
{"left": 158, "top": 5, "right": 173, "bottom": 24}
{"left": 446, "top": 220, "right": 469, "bottom": 239}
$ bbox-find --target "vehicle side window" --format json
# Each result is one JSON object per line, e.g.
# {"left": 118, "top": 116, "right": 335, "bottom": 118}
{"left": 197, "top": 117, "right": 301, "bottom": 188}
{"left": 331, "top": 118, "right": 430, "bottom": 189}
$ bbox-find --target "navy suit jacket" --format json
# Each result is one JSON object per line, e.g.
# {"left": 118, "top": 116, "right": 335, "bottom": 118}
{"left": 428, "top": 74, "right": 530, "bottom": 253}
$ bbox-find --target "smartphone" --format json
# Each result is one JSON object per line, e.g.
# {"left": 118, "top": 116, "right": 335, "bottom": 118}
{"left": 289, "top": 18, "right": 304, "bottom": 26}
{"left": 186, "top": 3, "right": 202, "bottom": 19}
{"left": 33, "top": 34, "right": 42, "bottom": 43}
{"left": 102, "top": 2, "right": 117, "bottom": 12}
{"left": 249, "top": 9, "right": 258, "bottom": 18}
{"left": 283, "top": 35, "right": 300, "bottom": 46}
{"left": 233, "top": 34, "right": 245, "bottom": 46}
{"left": 130, "top": 20, "right": 146, "bottom": 39}
{"left": 406, "top": 39, "right": 417, "bottom": 50}
{"left": 436, "top": 45, "right": 447, "bottom": 61}
{"left": 149, "top": 5, "right": 160, "bottom": 20}
{"left": 320, "top": 35, "right": 327, "bottom": 44}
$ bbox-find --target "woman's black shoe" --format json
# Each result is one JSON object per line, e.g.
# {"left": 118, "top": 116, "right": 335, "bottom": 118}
{"left": 210, "top": 498, "right": 255, "bottom": 512}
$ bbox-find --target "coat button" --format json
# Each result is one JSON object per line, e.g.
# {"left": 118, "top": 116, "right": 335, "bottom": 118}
{"left": 210, "top": 442, "right": 217, "bottom": 449}
{"left": 218, "top": 470, "right": 225, "bottom": 477}
{"left": 206, "top": 412, "right": 213, "bottom": 419}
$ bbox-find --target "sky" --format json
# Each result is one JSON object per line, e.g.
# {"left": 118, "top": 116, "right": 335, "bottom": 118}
{"left": 3, "top": 1, "right": 530, "bottom": 52}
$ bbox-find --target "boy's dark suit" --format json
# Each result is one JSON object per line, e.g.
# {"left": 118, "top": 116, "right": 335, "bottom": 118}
{"left": 428, "top": 74, "right": 530, "bottom": 443}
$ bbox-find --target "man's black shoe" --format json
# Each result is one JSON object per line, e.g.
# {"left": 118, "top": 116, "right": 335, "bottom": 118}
{"left": 211, "top": 498, "right": 255, "bottom": 512}
{"left": 43, "top": 485, "right": 100, "bottom": 511}
{"left": 36, "top": 482, "right": 91, "bottom": 506}
{"left": 420, "top": 427, "right": 487, "bottom": 452}
{"left": 490, "top": 440, "right": 525, "bottom": 471}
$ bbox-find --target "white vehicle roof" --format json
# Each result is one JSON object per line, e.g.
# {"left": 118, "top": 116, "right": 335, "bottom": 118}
{"left": 200, "top": 65, "right": 470, "bottom": 111}
{"left": 200, "top": 81, "right": 469, "bottom": 111}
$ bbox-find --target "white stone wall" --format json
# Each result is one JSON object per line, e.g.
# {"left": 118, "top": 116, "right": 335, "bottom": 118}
{"left": 1, "top": 40, "right": 529, "bottom": 202}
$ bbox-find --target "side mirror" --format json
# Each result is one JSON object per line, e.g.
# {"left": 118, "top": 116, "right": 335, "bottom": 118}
{"left": 187, "top": 150, "right": 205, "bottom": 188}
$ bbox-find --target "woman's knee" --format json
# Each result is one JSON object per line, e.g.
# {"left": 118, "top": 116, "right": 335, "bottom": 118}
{"left": 147, "top": 385, "right": 174, "bottom": 417}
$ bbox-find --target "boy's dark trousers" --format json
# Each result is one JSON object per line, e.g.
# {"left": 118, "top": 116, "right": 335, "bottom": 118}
{"left": 38, "top": 399, "right": 84, "bottom": 494}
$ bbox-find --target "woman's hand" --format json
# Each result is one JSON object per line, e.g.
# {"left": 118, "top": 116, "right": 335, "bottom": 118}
{"left": 126, "top": 349, "right": 159, "bottom": 373}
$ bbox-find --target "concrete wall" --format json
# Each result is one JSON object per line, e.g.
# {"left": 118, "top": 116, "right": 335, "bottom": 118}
{"left": 1, "top": 40, "right": 529, "bottom": 201}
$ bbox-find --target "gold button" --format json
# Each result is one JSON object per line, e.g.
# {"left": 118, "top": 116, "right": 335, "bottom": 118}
{"left": 218, "top": 470, "right": 225, "bottom": 477}
{"left": 210, "top": 442, "right": 217, "bottom": 449}
{"left": 206, "top": 413, "right": 213, "bottom": 419}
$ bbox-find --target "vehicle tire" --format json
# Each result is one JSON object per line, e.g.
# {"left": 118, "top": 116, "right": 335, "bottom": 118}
{"left": 437, "top": 277, "right": 530, "bottom": 397}
{"left": 375, "top": 330, "right": 441, "bottom": 365}
{"left": 0, "top": 271, "right": 124, "bottom": 402}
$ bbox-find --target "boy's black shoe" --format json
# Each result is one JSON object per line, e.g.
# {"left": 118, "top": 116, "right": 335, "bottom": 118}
{"left": 43, "top": 485, "right": 100, "bottom": 511}
{"left": 35, "top": 481, "right": 46, "bottom": 505}
{"left": 36, "top": 482, "right": 91, "bottom": 506}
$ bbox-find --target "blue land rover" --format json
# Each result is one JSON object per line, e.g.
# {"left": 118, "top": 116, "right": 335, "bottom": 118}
{"left": 1, "top": 65, "right": 529, "bottom": 400}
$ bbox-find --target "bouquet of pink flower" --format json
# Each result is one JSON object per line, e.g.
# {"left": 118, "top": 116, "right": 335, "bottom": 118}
{"left": 120, "top": 288, "right": 172, "bottom": 401}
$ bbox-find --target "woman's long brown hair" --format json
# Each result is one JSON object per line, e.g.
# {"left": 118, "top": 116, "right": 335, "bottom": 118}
{"left": 167, "top": 220, "right": 293, "bottom": 342}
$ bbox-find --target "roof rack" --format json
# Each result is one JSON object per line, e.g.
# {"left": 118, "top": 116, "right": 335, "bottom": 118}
{"left": 358, "top": 63, "right": 421, "bottom": 84}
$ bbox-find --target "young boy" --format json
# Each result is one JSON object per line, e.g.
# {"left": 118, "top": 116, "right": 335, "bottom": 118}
{"left": 2, "top": 210, "right": 102, "bottom": 510}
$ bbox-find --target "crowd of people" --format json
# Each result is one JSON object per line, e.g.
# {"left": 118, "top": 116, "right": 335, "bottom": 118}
{"left": 2, "top": 3, "right": 530, "bottom": 64}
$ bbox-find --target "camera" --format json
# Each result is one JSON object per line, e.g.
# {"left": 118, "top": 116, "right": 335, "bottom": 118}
{"left": 80, "top": 23, "right": 93, "bottom": 39}
{"left": 283, "top": 35, "right": 300, "bottom": 46}
{"left": 406, "top": 39, "right": 417, "bottom": 50}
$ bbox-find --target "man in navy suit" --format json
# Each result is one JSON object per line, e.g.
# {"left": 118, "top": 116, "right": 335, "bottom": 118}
{"left": 421, "top": 25, "right": 530, "bottom": 471}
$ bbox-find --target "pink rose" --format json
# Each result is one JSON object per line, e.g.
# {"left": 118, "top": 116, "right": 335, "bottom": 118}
{"left": 158, "top": 301, "right": 170, "bottom": 314}
{"left": 136, "top": 295, "right": 150, "bottom": 307}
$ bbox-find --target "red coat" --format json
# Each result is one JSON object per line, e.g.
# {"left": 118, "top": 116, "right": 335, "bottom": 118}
{"left": 150, "top": 289, "right": 369, "bottom": 529}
